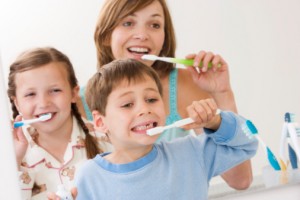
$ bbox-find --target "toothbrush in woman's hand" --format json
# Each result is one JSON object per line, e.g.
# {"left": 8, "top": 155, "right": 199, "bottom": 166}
{"left": 141, "top": 54, "right": 216, "bottom": 69}
{"left": 14, "top": 113, "right": 52, "bottom": 128}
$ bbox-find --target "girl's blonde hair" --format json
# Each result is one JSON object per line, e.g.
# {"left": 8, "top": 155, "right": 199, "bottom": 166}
{"left": 94, "top": 0, "right": 176, "bottom": 77}
{"left": 7, "top": 47, "right": 102, "bottom": 158}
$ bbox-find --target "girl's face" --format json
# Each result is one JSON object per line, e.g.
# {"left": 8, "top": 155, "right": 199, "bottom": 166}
{"left": 13, "top": 62, "right": 78, "bottom": 135}
{"left": 98, "top": 76, "right": 166, "bottom": 151}
{"left": 110, "top": 1, "right": 165, "bottom": 67}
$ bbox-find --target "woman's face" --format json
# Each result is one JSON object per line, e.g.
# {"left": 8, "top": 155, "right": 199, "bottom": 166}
{"left": 110, "top": 1, "right": 165, "bottom": 67}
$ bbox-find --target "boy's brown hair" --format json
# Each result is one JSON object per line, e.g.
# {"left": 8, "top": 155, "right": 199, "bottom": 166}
{"left": 85, "top": 59, "right": 163, "bottom": 115}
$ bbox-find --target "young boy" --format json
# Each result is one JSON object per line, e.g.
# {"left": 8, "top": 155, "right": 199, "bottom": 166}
{"left": 75, "top": 59, "right": 258, "bottom": 200}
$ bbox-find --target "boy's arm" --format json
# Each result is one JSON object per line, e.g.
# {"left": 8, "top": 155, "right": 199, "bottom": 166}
{"left": 200, "top": 111, "right": 258, "bottom": 185}
{"left": 204, "top": 112, "right": 254, "bottom": 189}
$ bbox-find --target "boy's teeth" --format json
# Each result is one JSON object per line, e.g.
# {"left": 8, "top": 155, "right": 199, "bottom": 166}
{"left": 133, "top": 123, "right": 154, "bottom": 131}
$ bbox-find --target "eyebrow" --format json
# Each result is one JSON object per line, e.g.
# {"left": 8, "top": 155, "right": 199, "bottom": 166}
{"left": 130, "top": 13, "right": 163, "bottom": 18}
{"left": 118, "top": 87, "right": 159, "bottom": 98}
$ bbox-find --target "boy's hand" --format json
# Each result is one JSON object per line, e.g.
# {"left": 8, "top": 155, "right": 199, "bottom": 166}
{"left": 12, "top": 115, "right": 28, "bottom": 168}
{"left": 184, "top": 98, "right": 221, "bottom": 131}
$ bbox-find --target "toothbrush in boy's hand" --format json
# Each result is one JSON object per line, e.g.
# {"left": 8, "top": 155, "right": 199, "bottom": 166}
{"left": 147, "top": 118, "right": 194, "bottom": 136}
{"left": 141, "top": 54, "right": 216, "bottom": 69}
{"left": 242, "top": 120, "right": 281, "bottom": 171}
{"left": 13, "top": 113, "right": 52, "bottom": 128}
{"left": 147, "top": 109, "right": 221, "bottom": 136}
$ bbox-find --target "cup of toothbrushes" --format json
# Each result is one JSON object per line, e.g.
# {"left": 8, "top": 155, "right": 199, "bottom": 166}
{"left": 262, "top": 165, "right": 300, "bottom": 188}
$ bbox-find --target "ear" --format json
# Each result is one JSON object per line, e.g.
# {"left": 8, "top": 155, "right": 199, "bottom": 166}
{"left": 12, "top": 96, "right": 20, "bottom": 111}
{"left": 92, "top": 110, "right": 109, "bottom": 133}
{"left": 71, "top": 85, "right": 80, "bottom": 103}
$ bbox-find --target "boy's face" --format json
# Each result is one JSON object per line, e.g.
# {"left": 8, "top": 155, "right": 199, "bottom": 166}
{"left": 94, "top": 76, "right": 165, "bottom": 150}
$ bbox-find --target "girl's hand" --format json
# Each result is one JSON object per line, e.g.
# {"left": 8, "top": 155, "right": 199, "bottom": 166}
{"left": 184, "top": 98, "right": 221, "bottom": 130}
{"left": 185, "top": 51, "right": 231, "bottom": 94}
{"left": 47, "top": 187, "right": 77, "bottom": 200}
{"left": 13, "top": 115, "right": 28, "bottom": 168}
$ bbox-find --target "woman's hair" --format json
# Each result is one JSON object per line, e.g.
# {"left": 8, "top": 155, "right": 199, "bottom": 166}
{"left": 94, "top": 0, "right": 176, "bottom": 77}
{"left": 85, "top": 58, "right": 163, "bottom": 115}
{"left": 7, "top": 47, "right": 102, "bottom": 158}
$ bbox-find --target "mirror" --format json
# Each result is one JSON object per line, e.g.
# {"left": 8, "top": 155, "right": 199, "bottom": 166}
{"left": 1, "top": 0, "right": 300, "bottom": 198}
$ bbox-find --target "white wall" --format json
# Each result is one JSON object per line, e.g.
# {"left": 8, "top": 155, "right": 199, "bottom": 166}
{"left": 1, "top": 0, "right": 300, "bottom": 197}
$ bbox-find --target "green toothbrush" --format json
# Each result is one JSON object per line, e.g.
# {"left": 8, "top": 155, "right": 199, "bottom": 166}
{"left": 141, "top": 54, "right": 214, "bottom": 68}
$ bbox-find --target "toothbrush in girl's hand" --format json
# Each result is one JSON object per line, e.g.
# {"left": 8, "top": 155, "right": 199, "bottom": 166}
{"left": 141, "top": 55, "right": 215, "bottom": 69}
{"left": 14, "top": 113, "right": 52, "bottom": 128}
{"left": 242, "top": 120, "right": 281, "bottom": 171}
{"left": 147, "top": 109, "right": 221, "bottom": 136}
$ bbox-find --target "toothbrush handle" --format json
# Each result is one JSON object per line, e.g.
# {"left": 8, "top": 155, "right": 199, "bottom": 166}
{"left": 175, "top": 58, "right": 213, "bottom": 68}
{"left": 14, "top": 122, "right": 25, "bottom": 128}
{"left": 287, "top": 123, "right": 300, "bottom": 160}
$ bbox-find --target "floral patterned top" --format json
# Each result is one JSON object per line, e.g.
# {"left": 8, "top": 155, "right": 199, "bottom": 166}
{"left": 18, "top": 116, "right": 112, "bottom": 200}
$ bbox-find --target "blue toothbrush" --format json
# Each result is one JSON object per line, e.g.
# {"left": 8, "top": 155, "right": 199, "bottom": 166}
{"left": 14, "top": 113, "right": 52, "bottom": 128}
{"left": 284, "top": 112, "right": 300, "bottom": 168}
{"left": 243, "top": 120, "right": 281, "bottom": 170}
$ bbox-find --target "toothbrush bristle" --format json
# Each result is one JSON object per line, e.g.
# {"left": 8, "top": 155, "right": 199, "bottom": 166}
{"left": 285, "top": 112, "right": 296, "bottom": 122}
{"left": 146, "top": 127, "right": 162, "bottom": 136}
{"left": 39, "top": 113, "right": 52, "bottom": 121}
{"left": 141, "top": 54, "right": 158, "bottom": 61}
{"left": 242, "top": 120, "right": 258, "bottom": 138}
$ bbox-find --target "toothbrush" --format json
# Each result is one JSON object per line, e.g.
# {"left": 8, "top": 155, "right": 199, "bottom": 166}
{"left": 141, "top": 54, "right": 214, "bottom": 69}
{"left": 147, "top": 117, "right": 194, "bottom": 136}
{"left": 242, "top": 120, "right": 281, "bottom": 170}
{"left": 147, "top": 109, "right": 221, "bottom": 136}
{"left": 14, "top": 113, "right": 52, "bottom": 128}
{"left": 284, "top": 112, "right": 300, "bottom": 166}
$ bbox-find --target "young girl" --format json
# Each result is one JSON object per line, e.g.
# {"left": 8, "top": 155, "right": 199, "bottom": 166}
{"left": 75, "top": 59, "right": 258, "bottom": 200}
{"left": 79, "top": 0, "right": 252, "bottom": 189}
{"left": 7, "top": 47, "right": 111, "bottom": 200}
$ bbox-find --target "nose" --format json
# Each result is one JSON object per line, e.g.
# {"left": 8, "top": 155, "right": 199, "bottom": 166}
{"left": 38, "top": 94, "right": 51, "bottom": 108}
{"left": 138, "top": 102, "right": 152, "bottom": 116}
{"left": 132, "top": 26, "right": 149, "bottom": 41}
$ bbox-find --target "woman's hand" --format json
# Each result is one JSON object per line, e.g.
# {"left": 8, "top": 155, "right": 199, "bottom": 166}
{"left": 13, "top": 115, "right": 28, "bottom": 168}
{"left": 185, "top": 51, "right": 231, "bottom": 94}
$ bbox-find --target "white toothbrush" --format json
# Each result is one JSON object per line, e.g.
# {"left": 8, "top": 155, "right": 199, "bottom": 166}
{"left": 147, "top": 109, "right": 221, "bottom": 136}
{"left": 14, "top": 113, "right": 52, "bottom": 128}
{"left": 147, "top": 117, "right": 194, "bottom": 136}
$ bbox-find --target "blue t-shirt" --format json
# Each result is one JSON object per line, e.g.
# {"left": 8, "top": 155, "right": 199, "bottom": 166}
{"left": 75, "top": 111, "right": 258, "bottom": 200}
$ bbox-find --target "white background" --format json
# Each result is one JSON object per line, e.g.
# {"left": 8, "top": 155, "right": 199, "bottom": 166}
{"left": 1, "top": 0, "right": 300, "bottom": 198}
